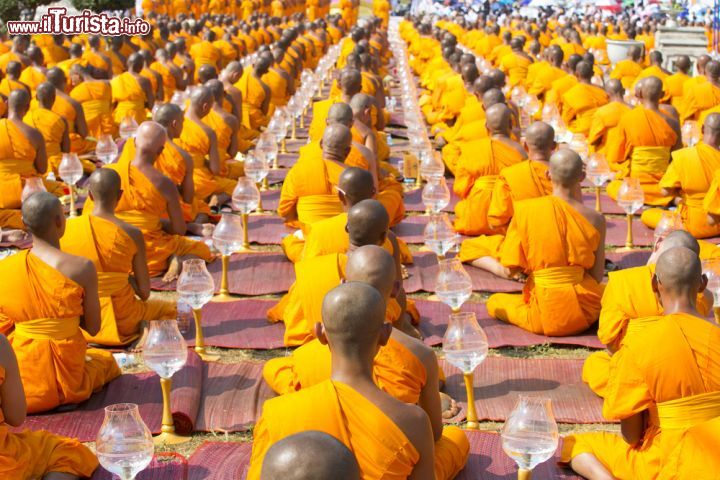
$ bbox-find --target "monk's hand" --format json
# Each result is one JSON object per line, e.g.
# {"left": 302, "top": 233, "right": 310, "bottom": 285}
{"left": 400, "top": 264, "right": 409, "bottom": 280}
{"left": 512, "top": 272, "right": 528, "bottom": 283}
{"left": 435, "top": 136, "right": 446, "bottom": 148}
{"left": 440, "top": 392, "right": 461, "bottom": 419}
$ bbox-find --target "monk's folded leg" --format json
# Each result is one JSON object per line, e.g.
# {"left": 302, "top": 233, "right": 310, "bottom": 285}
{"left": 0, "top": 210, "right": 23, "bottom": 229}
{"left": 224, "top": 160, "right": 245, "bottom": 179}
{"left": 487, "top": 293, "right": 541, "bottom": 334}
{"left": 606, "top": 179, "right": 621, "bottom": 201}
{"left": 640, "top": 208, "right": 666, "bottom": 229}
{"left": 581, "top": 350, "right": 611, "bottom": 398}
{"left": 7, "top": 429, "right": 99, "bottom": 478}
{"left": 458, "top": 235, "right": 504, "bottom": 263}
{"left": 442, "top": 143, "right": 461, "bottom": 175}
{"left": 281, "top": 234, "right": 305, "bottom": 263}
{"left": 42, "top": 178, "right": 66, "bottom": 197}
{"left": 142, "top": 297, "right": 177, "bottom": 321}
{"left": 434, "top": 426, "right": 470, "bottom": 480}
{"left": 214, "top": 176, "right": 239, "bottom": 196}
{"left": 267, "top": 290, "right": 292, "bottom": 323}
{"left": 560, "top": 432, "right": 653, "bottom": 480}
{"left": 396, "top": 238, "right": 413, "bottom": 265}
{"left": 262, "top": 356, "right": 297, "bottom": 395}
{"left": 85, "top": 347, "right": 121, "bottom": 392}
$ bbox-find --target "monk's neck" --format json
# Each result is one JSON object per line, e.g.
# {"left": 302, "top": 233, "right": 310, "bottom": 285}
{"left": 553, "top": 184, "right": 582, "bottom": 202}
{"left": 527, "top": 152, "right": 549, "bottom": 163}
{"left": 490, "top": 132, "right": 511, "bottom": 140}
{"left": 641, "top": 100, "right": 659, "bottom": 112}
{"left": 330, "top": 352, "right": 377, "bottom": 386}
{"left": 7, "top": 112, "right": 22, "bottom": 122}
{"left": 32, "top": 235, "right": 61, "bottom": 251}
{"left": 658, "top": 298, "right": 699, "bottom": 318}
{"left": 92, "top": 205, "right": 117, "bottom": 219}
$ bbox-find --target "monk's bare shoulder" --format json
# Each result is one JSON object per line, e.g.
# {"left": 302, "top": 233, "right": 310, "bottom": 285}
{"left": 56, "top": 250, "right": 97, "bottom": 287}
{"left": 218, "top": 109, "right": 238, "bottom": 130}
{"left": 60, "top": 91, "right": 84, "bottom": 112}
{"left": 114, "top": 217, "right": 144, "bottom": 252}
{"left": 13, "top": 119, "right": 44, "bottom": 148}
{"left": 169, "top": 141, "right": 194, "bottom": 170}
{"left": 193, "top": 117, "right": 217, "bottom": 144}
{"left": 135, "top": 74, "right": 152, "bottom": 92}
{"left": 391, "top": 329, "right": 436, "bottom": 374}
{"left": 577, "top": 202, "right": 606, "bottom": 234}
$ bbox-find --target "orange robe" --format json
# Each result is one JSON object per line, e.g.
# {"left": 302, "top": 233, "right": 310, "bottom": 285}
{"left": 60, "top": 215, "right": 176, "bottom": 346}
{"left": 459, "top": 160, "right": 552, "bottom": 263}
{"left": 498, "top": 52, "right": 533, "bottom": 88}
{"left": 641, "top": 142, "right": 720, "bottom": 238}
{"left": 262, "top": 68, "right": 289, "bottom": 107}
{"left": 562, "top": 313, "right": 720, "bottom": 479}
{"left": 0, "top": 365, "right": 99, "bottom": 477}
{"left": 487, "top": 196, "right": 602, "bottom": 336}
{"left": 0, "top": 78, "right": 28, "bottom": 97}
{"left": 149, "top": 61, "right": 176, "bottom": 102}
{"left": 235, "top": 70, "right": 270, "bottom": 131}
{"left": 680, "top": 80, "right": 720, "bottom": 123}
{"left": 18, "top": 66, "right": 46, "bottom": 91}
{"left": 664, "top": 72, "right": 689, "bottom": 111}
{"left": 657, "top": 417, "right": 720, "bottom": 480}
{"left": 111, "top": 72, "right": 148, "bottom": 125}
{"left": 528, "top": 64, "right": 567, "bottom": 100}
{"left": 587, "top": 101, "right": 631, "bottom": 157}
{"left": 560, "top": 83, "right": 609, "bottom": 135}
{"left": 23, "top": 107, "right": 65, "bottom": 175}
{"left": 0, "top": 250, "right": 121, "bottom": 413}
{"left": 70, "top": 81, "right": 114, "bottom": 138}
{"left": 84, "top": 157, "right": 212, "bottom": 276}
{"left": 189, "top": 40, "right": 220, "bottom": 71}
{"left": 249, "top": 380, "right": 468, "bottom": 480}
{"left": 453, "top": 138, "right": 526, "bottom": 236}
{"left": 606, "top": 106, "right": 678, "bottom": 206}
{"left": 201, "top": 109, "right": 243, "bottom": 179}
{"left": 177, "top": 118, "right": 237, "bottom": 200}
{"left": 609, "top": 59, "right": 643, "bottom": 89}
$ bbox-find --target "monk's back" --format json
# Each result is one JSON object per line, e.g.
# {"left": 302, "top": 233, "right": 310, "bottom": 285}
{"left": 0, "top": 118, "right": 36, "bottom": 168}
{"left": 621, "top": 106, "right": 677, "bottom": 147}
{"left": 62, "top": 215, "right": 135, "bottom": 274}
{"left": 109, "top": 160, "right": 167, "bottom": 219}
{"left": 248, "top": 380, "right": 418, "bottom": 480}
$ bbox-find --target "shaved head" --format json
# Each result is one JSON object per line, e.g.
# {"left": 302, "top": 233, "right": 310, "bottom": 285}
{"left": 575, "top": 61, "right": 593, "bottom": 81}
{"left": 22, "top": 192, "right": 63, "bottom": 237}
{"left": 659, "top": 230, "right": 700, "bottom": 255}
{"left": 338, "top": 167, "right": 375, "bottom": 205}
{"left": 198, "top": 64, "right": 218, "bottom": 83}
{"left": 473, "top": 76, "right": 494, "bottom": 96}
{"left": 205, "top": 79, "right": 225, "bottom": 103}
{"left": 135, "top": 121, "right": 167, "bottom": 158}
{"left": 485, "top": 103, "right": 511, "bottom": 134}
{"left": 655, "top": 247, "right": 703, "bottom": 297}
{"left": 340, "top": 69, "right": 362, "bottom": 97}
{"left": 347, "top": 199, "right": 389, "bottom": 247}
{"left": 321, "top": 281, "right": 387, "bottom": 349}
{"left": 345, "top": 245, "right": 396, "bottom": 298}
{"left": 549, "top": 148, "right": 584, "bottom": 188}
{"left": 327, "top": 102, "right": 353, "bottom": 126}
{"left": 697, "top": 54, "right": 711, "bottom": 74}
{"left": 261, "top": 431, "right": 360, "bottom": 480}
{"left": 349, "top": 93, "right": 373, "bottom": 117}
{"left": 487, "top": 69, "right": 505, "bottom": 88}
{"left": 605, "top": 78, "right": 624, "bottom": 97}
{"left": 641, "top": 76, "right": 664, "bottom": 102}
{"left": 525, "top": 121, "right": 555, "bottom": 152}
{"left": 8, "top": 88, "right": 30, "bottom": 112}
{"left": 706, "top": 60, "right": 720, "bottom": 80}
{"left": 482, "top": 88, "right": 506, "bottom": 109}
{"left": 154, "top": 102, "right": 183, "bottom": 127}
{"left": 35, "top": 82, "right": 56, "bottom": 109}
{"left": 88, "top": 168, "right": 121, "bottom": 205}
{"left": 674, "top": 55, "right": 691, "bottom": 73}
{"left": 321, "top": 124, "right": 352, "bottom": 161}
{"left": 190, "top": 85, "right": 214, "bottom": 113}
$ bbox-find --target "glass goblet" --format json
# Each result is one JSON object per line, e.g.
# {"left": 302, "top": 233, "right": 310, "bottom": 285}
{"left": 232, "top": 177, "right": 260, "bottom": 250}
{"left": 422, "top": 177, "right": 451, "bottom": 214}
{"left": 58, "top": 152, "right": 83, "bottom": 217}
{"left": 435, "top": 257, "right": 472, "bottom": 313}
{"left": 176, "top": 258, "right": 216, "bottom": 361}
{"left": 616, "top": 177, "right": 645, "bottom": 251}
{"left": 424, "top": 212, "right": 456, "bottom": 259}
{"left": 96, "top": 403, "right": 154, "bottom": 480}
{"left": 212, "top": 213, "right": 244, "bottom": 301}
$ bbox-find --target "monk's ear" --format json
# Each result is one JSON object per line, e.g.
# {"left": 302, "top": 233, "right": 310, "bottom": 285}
{"left": 699, "top": 273, "right": 708, "bottom": 294}
{"left": 651, "top": 273, "right": 660, "bottom": 294}
{"left": 378, "top": 321, "right": 392, "bottom": 347}
{"left": 316, "top": 322, "right": 329, "bottom": 345}
{"left": 378, "top": 230, "right": 387, "bottom": 246}
{"left": 88, "top": 190, "right": 95, "bottom": 202}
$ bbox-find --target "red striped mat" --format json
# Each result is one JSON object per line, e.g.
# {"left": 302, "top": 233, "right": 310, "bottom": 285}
{"left": 605, "top": 216, "right": 654, "bottom": 247}
{"left": 403, "top": 180, "right": 459, "bottom": 212}
{"left": 442, "top": 356, "right": 607, "bottom": 424}
{"left": 92, "top": 453, "right": 188, "bottom": 480}
{"left": 581, "top": 191, "right": 626, "bottom": 215}
{"left": 151, "top": 253, "right": 294, "bottom": 295}
{"left": 188, "top": 441, "right": 253, "bottom": 480}
{"left": 392, "top": 214, "right": 458, "bottom": 244}
{"left": 15, "top": 351, "right": 203, "bottom": 441}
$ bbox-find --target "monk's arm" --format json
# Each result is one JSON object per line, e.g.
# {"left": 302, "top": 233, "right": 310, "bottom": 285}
{"left": 179, "top": 150, "right": 195, "bottom": 204}
{"left": 171, "top": 65, "right": 186, "bottom": 91}
{"left": 155, "top": 73, "right": 165, "bottom": 104}
{"left": 138, "top": 76, "right": 155, "bottom": 110}
{"left": 404, "top": 406, "right": 436, "bottom": 480}
{"left": 277, "top": 170, "right": 299, "bottom": 222}
{"left": 416, "top": 346, "right": 443, "bottom": 441}
{"left": 30, "top": 129, "right": 48, "bottom": 174}
{"left": 227, "top": 116, "right": 239, "bottom": 159}
{"left": 60, "top": 118, "right": 70, "bottom": 153}
{"left": 70, "top": 98, "right": 88, "bottom": 138}
{"left": 589, "top": 214, "right": 606, "bottom": 283}
{"left": 78, "top": 259, "right": 101, "bottom": 336}
{"left": 0, "top": 335, "right": 27, "bottom": 426}
{"left": 128, "top": 227, "right": 151, "bottom": 300}
{"left": 206, "top": 129, "right": 221, "bottom": 176}
{"left": 159, "top": 177, "right": 187, "bottom": 235}
{"left": 620, "top": 411, "right": 646, "bottom": 446}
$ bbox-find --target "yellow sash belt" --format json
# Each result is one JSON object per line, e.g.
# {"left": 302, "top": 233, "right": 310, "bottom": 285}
{"left": 14, "top": 317, "right": 80, "bottom": 340}
{"left": 681, "top": 195, "right": 705, "bottom": 209}
{"left": 631, "top": 146, "right": 670, "bottom": 174}
{"left": 297, "top": 194, "right": 344, "bottom": 224}
{"left": 84, "top": 99, "right": 112, "bottom": 114}
{"left": 650, "top": 391, "right": 720, "bottom": 430}
{"left": 473, "top": 175, "right": 498, "bottom": 190}
{"left": 117, "top": 100, "right": 145, "bottom": 112}
{"left": 117, "top": 210, "right": 162, "bottom": 231}
{"left": 97, "top": 271, "right": 130, "bottom": 297}
{"left": 531, "top": 266, "right": 584, "bottom": 288}
{"left": 0, "top": 158, "right": 36, "bottom": 177}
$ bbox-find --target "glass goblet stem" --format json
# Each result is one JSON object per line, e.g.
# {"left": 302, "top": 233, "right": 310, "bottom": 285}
{"left": 291, "top": 117, "right": 297, "bottom": 140}
{"left": 463, "top": 372, "right": 479, "bottom": 429}
{"left": 280, "top": 138, "right": 287, "bottom": 155}
{"left": 219, "top": 255, "right": 230, "bottom": 296}
{"left": 625, "top": 214, "right": 634, "bottom": 249}
{"left": 192, "top": 308, "right": 205, "bottom": 355}
{"left": 518, "top": 468, "right": 532, "bottom": 480}
{"left": 242, "top": 213, "right": 251, "bottom": 250}
{"left": 69, "top": 185, "right": 77, "bottom": 217}
{"left": 595, "top": 187, "right": 602, "bottom": 213}
{"left": 160, "top": 377, "right": 175, "bottom": 433}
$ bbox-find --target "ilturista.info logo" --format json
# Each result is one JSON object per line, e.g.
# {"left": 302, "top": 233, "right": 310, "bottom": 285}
{"left": 7, "top": 7, "right": 151, "bottom": 36}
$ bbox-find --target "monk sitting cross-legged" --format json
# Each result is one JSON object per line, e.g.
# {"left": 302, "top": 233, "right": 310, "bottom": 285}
{"left": 261, "top": 431, "right": 360, "bottom": 480}
{"left": 24, "top": 82, "right": 69, "bottom": 176}
{"left": 586, "top": 79, "right": 631, "bottom": 161}
{"left": 582, "top": 230, "right": 711, "bottom": 398}
{"left": 202, "top": 79, "right": 244, "bottom": 180}
{"left": 111, "top": 53, "right": 154, "bottom": 127}
{"left": 250, "top": 281, "right": 469, "bottom": 480}
{"left": 459, "top": 121, "right": 555, "bottom": 270}
{"left": 640, "top": 113, "right": 720, "bottom": 238}
{"left": 234, "top": 54, "right": 272, "bottom": 132}
{"left": 84, "top": 121, "right": 212, "bottom": 281}
{"left": 177, "top": 86, "right": 237, "bottom": 210}
{"left": 559, "top": 61, "right": 609, "bottom": 136}
{"left": 562, "top": 247, "right": 720, "bottom": 479}
{"left": 606, "top": 76, "right": 682, "bottom": 206}
{"left": 61, "top": 169, "right": 176, "bottom": 347}
{"left": 679, "top": 60, "right": 720, "bottom": 123}
{"left": 68, "top": 63, "right": 114, "bottom": 139}
{"left": 486, "top": 149, "right": 606, "bottom": 336}
{"left": 0, "top": 333, "right": 100, "bottom": 478}
{"left": 0, "top": 192, "right": 120, "bottom": 413}
{"left": 453, "top": 103, "right": 527, "bottom": 237}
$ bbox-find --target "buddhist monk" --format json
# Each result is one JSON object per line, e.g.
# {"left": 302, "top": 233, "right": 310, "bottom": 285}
{"left": 250, "top": 281, "right": 469, "bottom": 479}
{"left": 486, "top": 148, "right": 605, "bottom": 336}
{"left": 235, "top": 54, "right": 272, "bottom": 131}
{"left": 560, "top": 61, "right": 609, "bottom": 135}
{"left": 139, "top": 49, "right": 165, "bottom": 104}
{"left": 582, "top": 230, "right": 709, "bottom": 398}
{"left": 150, "top": 48, "right": 186, "bottom": 102}
{"left": 0, "top": 36, "right": 29, "bottom": 73}
{"left": 0, "top": 192, "right": 120, "bottom": 412}
{"left": 657, "top": 417, "right": 720, "bottom": 479}
{"left": 44, "top": 67, "right": 93, "bottom": 161}
{"left": 453, "top": 103, "right": 527, "bottom": 236}
{"left": 587, "top": 79, "right": 631, "bottom": 159}
{"left": 61, "top": 169, "right": 175, "bottom": 347}
{"left": 111, "top": 53, "right": 154, "bottom": 126}
{"left": 459, "top": 121, "right": 555, "bottom": 270}
{"left": 219, "top": 61, "right": 257, "bottom": 145}
{"left": 562, "top": 247, "right": 720, "bottom": 479}
{"left": 203, "top": 79, "right": 243, "bottom": 179}
{"left": 190, "top": 30, "right": 221, "bottom": 74}
{"left": 606, "top": 76, "right": 681, "bottom": 206}
{"left": 18, "top": 46, "right": 46, "bottom": 91}
{"left": 83, "top": 35, "right": 112, "bottom": 79}
{"left": 0, "top": 333, "right": 99, "bottom": 478}
{"left": 632, "top": 50, "right": 670, "bottom": 94}
{"left": 278, "top": 123, "right": 351, "bottom": 231}
{"left": 680, "top": 60, "right": 720, "bottom": 123}
{"left": 544, "top": 54, "right": 581, "bottom": 108}
{"left": 0, "top": 61, "right": 29, "bottom": 98}
{"left": 55, "top": 43, "right": 84, "bottom": 78}
{"left": 85, "top": 121, "right": 212, "bottom": 280}
{"left": 177, "top": 86, "right": 236, "bottom": 208}
{"left": 498, "top": 37, "right": 533, "bottom": 89}
{"left": 23, "top": 82, "right": 69, "bottom": 176}
{"left": 309, "top": 68, "right": 362, "bottom": 141}
{"left": 639, "top": 113, "right": 720, "bottom": 237}
{"left": 609, "top": 44, "right": 644, "bottom": 89}
{"left": 527, "top": 45, "right": 565, "bottom": 102}
{"left": 68, "top": 63, "right": 114, "bottom": 138}
{"left": 665, "top": 55, "right": 691, "bottom": 111}
{"left": 261, "top": 431, "right": 360, "bottom": 480}
{"left": 262, "top": 50, "right": 293, "bottom": 107}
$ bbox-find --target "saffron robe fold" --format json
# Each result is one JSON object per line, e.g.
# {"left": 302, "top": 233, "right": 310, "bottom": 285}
{"left": 71, "top": 81, "right": 114, "bottom": 138}
{"left": 587, "top": 101, "right": 631, "bottom": 158}
{"left": 487, "top": 196, "right": 602, "bottom": 336}
{"left": 0, "top": 250, "right": 121, "bottom": 413}
{"left": 111, "top": 72, "right": 148, "bottom": 125}
{"left": 560, "top": 83, "right": 609, "bottom": 135}
{"left": 234, "top": 70, "right": 271, "bottom": 131}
